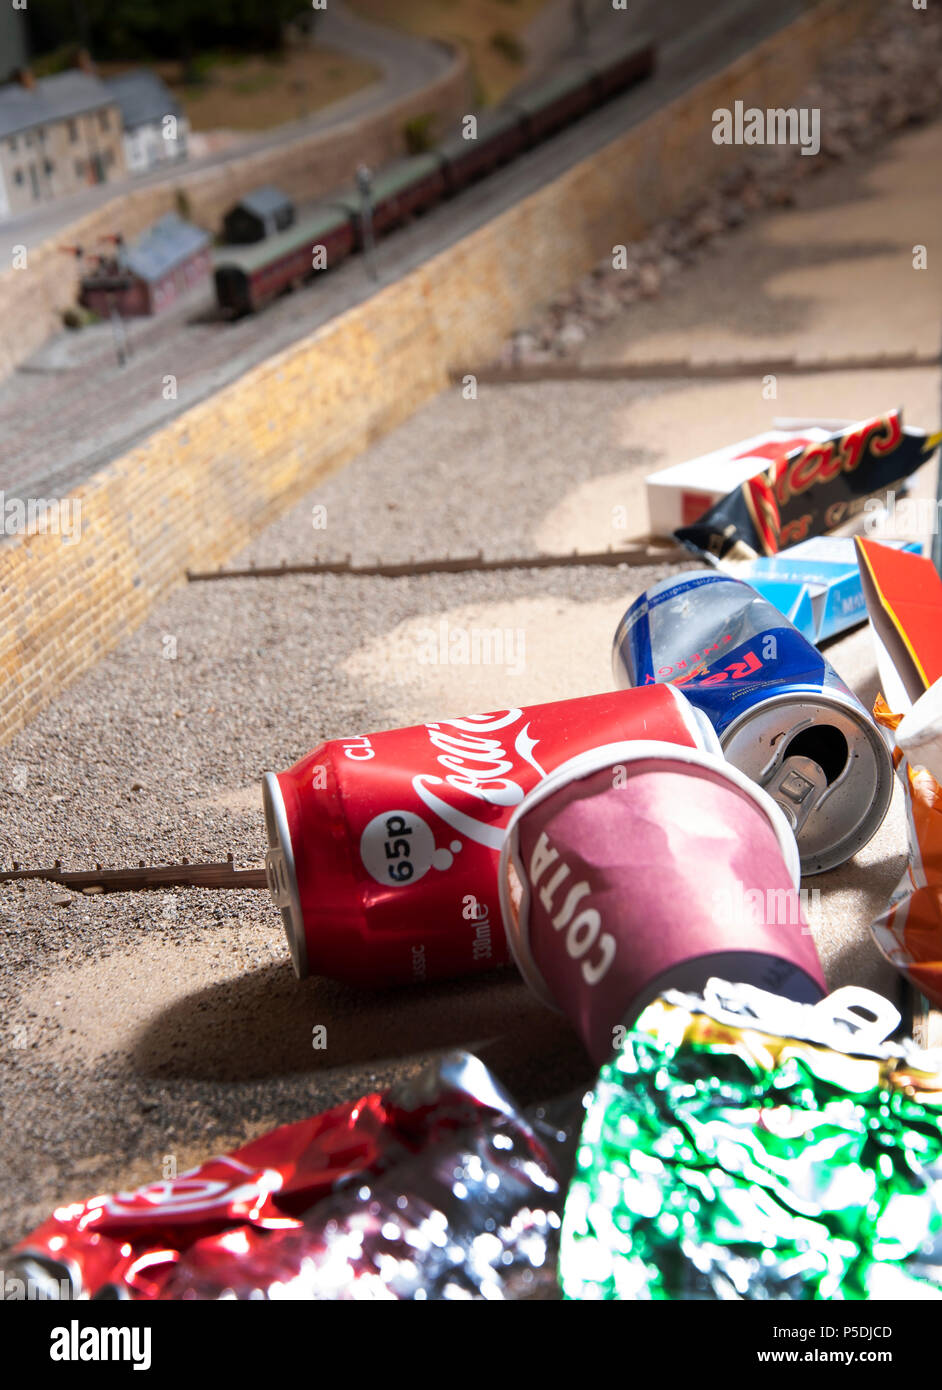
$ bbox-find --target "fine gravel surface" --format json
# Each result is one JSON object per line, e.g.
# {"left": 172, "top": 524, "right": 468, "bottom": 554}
{"left": 0, "top": 560, "right": 683, "bottom": 1251}
{"left": 235, "top": 376, "right": 692, "bottom": 567}
{"left": 1, "top": 24, "right": 936, "bottom": 1258}
{"left": 0, "top": 433, "right": 913, "bottom": 1253}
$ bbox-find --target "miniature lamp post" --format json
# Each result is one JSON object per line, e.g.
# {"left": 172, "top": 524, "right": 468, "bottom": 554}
{"left": 571, "top": 0, "right": 589, "bottom": 51}
{"left": 99, "top": 233, "right": 132, "bottom": 367}
{"left": 355, "top": 163, "right": 377, "bottom": 281}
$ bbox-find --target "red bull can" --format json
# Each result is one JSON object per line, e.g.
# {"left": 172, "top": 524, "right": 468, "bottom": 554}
{"left": 612, "top": 571, "right": 894, "bottom": 874}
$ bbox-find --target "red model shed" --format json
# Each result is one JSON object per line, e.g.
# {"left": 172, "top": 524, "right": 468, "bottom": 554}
{"left": 79, "top": 213, "right": 211, "bottom": 316}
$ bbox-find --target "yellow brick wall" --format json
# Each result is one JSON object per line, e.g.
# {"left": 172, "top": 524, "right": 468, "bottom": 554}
{"left": 0, "top": 0, "right": 879, "bottom": 746}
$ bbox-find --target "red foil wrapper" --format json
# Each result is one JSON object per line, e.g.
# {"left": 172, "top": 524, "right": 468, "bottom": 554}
{"left": 162, "top": 1106, "right": 562, "bottom": 1300}
{"left": 9, "top": 1053, "right": 564, "bottom": 1300}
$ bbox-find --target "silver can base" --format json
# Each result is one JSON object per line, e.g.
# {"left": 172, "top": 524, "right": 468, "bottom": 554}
{"left": 262, "top": 771, "right": 308, "bottom": 978}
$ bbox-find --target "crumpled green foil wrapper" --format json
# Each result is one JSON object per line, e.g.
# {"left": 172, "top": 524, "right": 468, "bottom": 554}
{"left": 560, "top": 985, "right": 942, "bottom": 1300}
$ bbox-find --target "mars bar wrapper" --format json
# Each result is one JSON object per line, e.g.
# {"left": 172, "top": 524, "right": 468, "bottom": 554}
{"left": 675, "top": 409, "right": 941, "bottom": 560}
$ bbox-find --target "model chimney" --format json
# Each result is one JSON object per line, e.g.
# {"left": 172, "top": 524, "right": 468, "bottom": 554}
{"left": 76, "top": 49, "right": 97, "bottom": 76}
{"left": 15, "top": 67, "right": 36, "bottom": 90}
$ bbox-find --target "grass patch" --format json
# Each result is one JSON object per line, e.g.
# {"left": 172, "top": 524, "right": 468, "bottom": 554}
{"left": 232, "top": 74, "right": 278, "bottom": 96}
{"left": 489, "top": 30, "right": 525, "bottom": 64}
{"left": 97, "top": 43, "right": 379, "bottom": 132}
{"left": 403, "top": 113, "right": 436, "bottom": 153}
{"left": 32, "top": 44, "right": 82, "bottom": 78}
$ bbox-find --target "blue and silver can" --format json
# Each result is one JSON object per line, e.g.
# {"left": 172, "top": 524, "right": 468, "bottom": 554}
{"left": 612, "top": 571, "right": 893, "bottom": 874}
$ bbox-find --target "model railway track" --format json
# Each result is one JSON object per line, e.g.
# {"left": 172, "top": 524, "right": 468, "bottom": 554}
{"left": 75, "top": 41, "right": 657, "bottom": 322}
{"left": 0, "top": 856, "right": 267, "bottom": 894}
{"left": 457, "top": 350, "right": 942, "bottom": 385}
{"left": 210, "top": 38, "right": 657, "bottom": 316}
{"left": 7, "top": 1, "right": 815, "bottom": 506}
{"left": 186, "top": 541, "right": 689, "bottom": 583}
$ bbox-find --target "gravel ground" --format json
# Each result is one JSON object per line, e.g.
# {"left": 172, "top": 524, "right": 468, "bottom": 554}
{"left": 0, "top": 559, "right": 682, "bottom": 1250}
{"left": 236, "top": 376, "right": 691, "bottom": 567}
{"left": 0, "top": 437, "right": 912, "bottom": 1253}
{"left": 0, "top": 1, "right": 937, "bottom": 1266}
{"left": 234, "top": 366, "right": 941, "bottom": 572}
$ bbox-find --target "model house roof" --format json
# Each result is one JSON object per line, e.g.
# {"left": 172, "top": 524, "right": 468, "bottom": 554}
{"left": 232, "top": 186, "right": 293, "bottom": 219}
{"left": 0, "top": 70, "right": 113, "bottom": 140}
{"left": 104, "top": 69, "right": 181, "bottom": 131}
{"left": 124, "top": 214, "right": 209, "bottom": 283}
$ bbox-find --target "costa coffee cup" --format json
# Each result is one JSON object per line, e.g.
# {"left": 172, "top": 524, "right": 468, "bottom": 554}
{"left": 498, "top": 740, "right": 826, "bottom": 1063}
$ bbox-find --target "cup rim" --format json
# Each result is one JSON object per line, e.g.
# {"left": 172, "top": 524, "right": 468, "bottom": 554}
{"left": 498, "top": 739, "right": 802, "bottom": 1011}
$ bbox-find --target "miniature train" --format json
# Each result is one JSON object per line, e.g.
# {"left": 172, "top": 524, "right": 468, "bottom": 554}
{"left": 212, "top": 38, "right": 656, "bottom": 317}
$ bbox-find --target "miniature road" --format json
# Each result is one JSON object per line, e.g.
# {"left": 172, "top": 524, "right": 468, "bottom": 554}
{"left": 0, "top": 0, "right": 804, "bottom": 502}
{"left": 1, "top": 110, "right": 939, "bottom": 1253}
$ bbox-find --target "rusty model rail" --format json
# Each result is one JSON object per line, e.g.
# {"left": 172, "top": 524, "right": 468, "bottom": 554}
{"left": 186, "top": 542, "right": 688, "bottom": 583}
{"left": 0, "top": 855, "right": 267, "bottom": 893}
{"left": 453, "top": 349, "right": 941, "bottom": 387}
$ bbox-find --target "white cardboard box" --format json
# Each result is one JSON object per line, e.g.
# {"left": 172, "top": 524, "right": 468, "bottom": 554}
{"left": 645, "top": 427, "right": 833, "bottom": 537}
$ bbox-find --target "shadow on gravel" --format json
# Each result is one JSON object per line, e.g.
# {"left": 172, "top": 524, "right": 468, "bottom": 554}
{"left": 128, "top": 960, "right": 589, "bottom": 1098}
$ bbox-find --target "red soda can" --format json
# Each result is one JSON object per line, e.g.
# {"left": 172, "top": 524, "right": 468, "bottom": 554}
{"left": 498, "top": 741, "right": 825, "bottom": 1064}
{"left": 263, "top": 686, "right": 718, "bottom": 984}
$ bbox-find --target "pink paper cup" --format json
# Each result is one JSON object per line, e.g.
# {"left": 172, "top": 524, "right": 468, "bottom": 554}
{"left": 499, "top": 741, "right": 826, "bottom": 1064}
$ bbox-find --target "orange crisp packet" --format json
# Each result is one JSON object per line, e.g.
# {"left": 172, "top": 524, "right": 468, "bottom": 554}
{"left": 870, "top": 696, "right": 942, "bottom": 1004}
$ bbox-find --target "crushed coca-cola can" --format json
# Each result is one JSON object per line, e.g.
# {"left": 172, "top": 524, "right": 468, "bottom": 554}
{"left": 263, "top": 684, "right": 720, "bottom": 983}
{"left": 499, "top": 741, "right": 825, "bottom": 1064}
{"left": 162, "top": 1090, "right": 567, "bottom": 1301}
{"left": 7, "top": 1052, "right": 571, "bottom": 1301}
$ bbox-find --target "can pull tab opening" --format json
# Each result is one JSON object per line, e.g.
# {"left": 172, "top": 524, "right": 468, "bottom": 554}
{"left": 809, "top": 986, "right": 900, "bottom": 1045}
{"left": 700, "top": 980, "right": 901, "bottom": 1049}
{"left": 764, "top": 725, "right": 849, "bottom": 832}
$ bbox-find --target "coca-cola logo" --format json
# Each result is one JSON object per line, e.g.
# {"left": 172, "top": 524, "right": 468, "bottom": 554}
{"left": 95, "top": 1157, "right": 282, "bottom": 1221}
{"left": 412, "top": 711, "right": 547, "bottom": 853}
{"left": 357, "top": 711, "right": 552, "bottom": 886}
